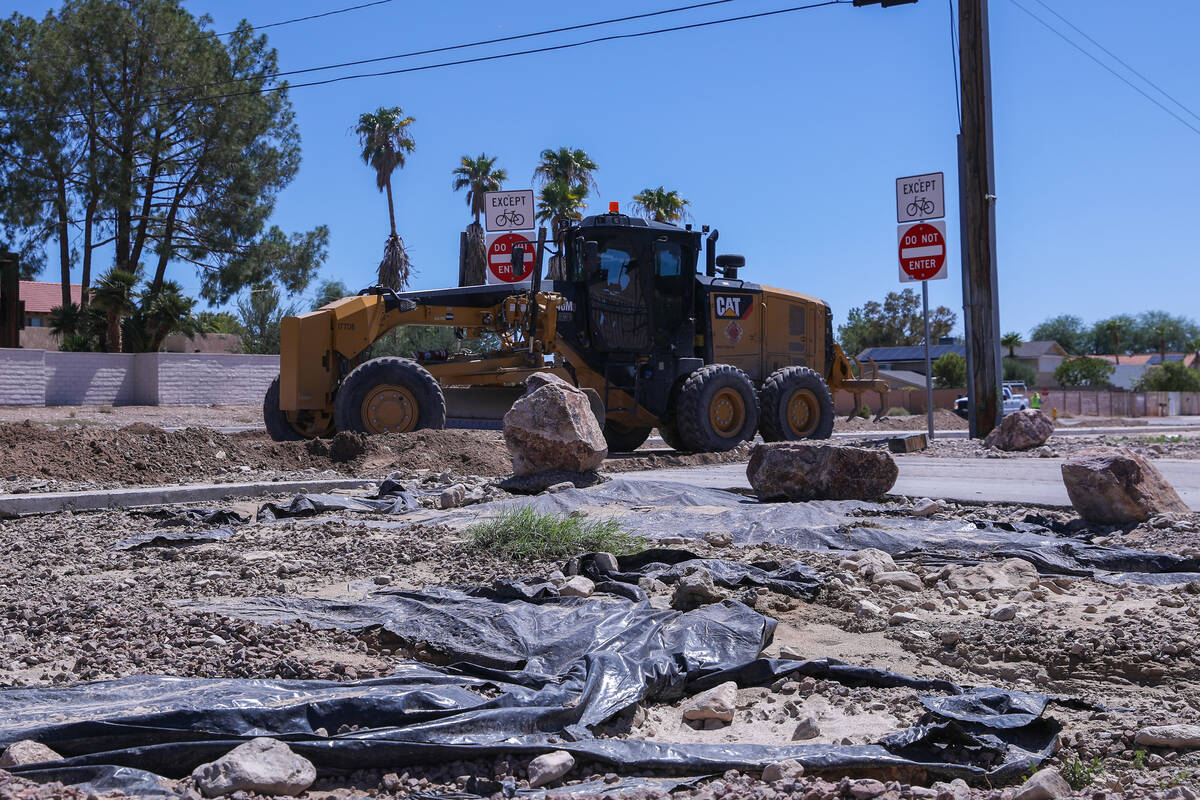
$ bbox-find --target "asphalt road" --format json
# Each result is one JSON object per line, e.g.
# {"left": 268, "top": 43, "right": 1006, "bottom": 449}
{"left": 626, "top": 457, "right": 1200, "bottom": 510}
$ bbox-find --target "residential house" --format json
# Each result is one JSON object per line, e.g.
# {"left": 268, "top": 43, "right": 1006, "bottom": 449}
{"left": 858, "top": 340, "right": 1068, "bottom": 387}
{"left": 1007, "top": 341, "right": 1069, "bottom": 387}
{"left": 1091, "top": 353, "right": 1200, "bottom": 390}
{"left": 19, "top": 281, "right": 81, "bottom": 328}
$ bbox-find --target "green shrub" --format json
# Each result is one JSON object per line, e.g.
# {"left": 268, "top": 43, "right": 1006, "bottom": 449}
{"left": 886, "top": 406, "right": 912, "bottom": 417}
{"left": 467, "top": 506, "right": 643, "bottom": 560}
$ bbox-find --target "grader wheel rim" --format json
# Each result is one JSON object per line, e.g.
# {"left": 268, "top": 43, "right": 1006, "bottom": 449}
{"left": 786, "top": 389, "right": 820, "bottom": 438}
{"left": 362, "top": 384, "right": 418, "bottom": 434}
{"left": 286, "top": 408, "right": 334, "bottom": 439}
{"left": 708, "top": 387, "right": 746, "bottom": 438}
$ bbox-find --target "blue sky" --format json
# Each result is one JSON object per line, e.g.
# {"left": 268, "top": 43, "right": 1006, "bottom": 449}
{"left": 11, "top": 0, "right": 1200, "bottom": 339}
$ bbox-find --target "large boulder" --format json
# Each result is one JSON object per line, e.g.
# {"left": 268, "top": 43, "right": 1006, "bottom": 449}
{"left": 503, "top": 374, "right": 607, "bottom": 476}
{"left": 747, "top": 443, "right": 898, "bottom": 502}
{"left": 191, "top": 738, "right": 316, "bottom": 798}
{"left": 984, "top": 409, "right": 1054, "bottom": 451}
{"left": 1061, "top": 447, "right": 1189, "bottom": 524}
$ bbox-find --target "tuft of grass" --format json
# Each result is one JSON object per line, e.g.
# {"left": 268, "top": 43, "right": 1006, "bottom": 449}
{"left": 98, "top": 405, "right": 113, "bottom": 414}
{"left": 857, "top": 404, "right": 871, "bottom": 419}
{"left": 1061, "top": 756, "right": 1104, "bottom": 789}
{"left": 467, "top": 506, "right": 644, "bottom": 561}
{"left": 1130, "top": 749, "right": 1148, "bottom": 770}
{"left": 886, "top": 406, "right": 912, "bottom": 417}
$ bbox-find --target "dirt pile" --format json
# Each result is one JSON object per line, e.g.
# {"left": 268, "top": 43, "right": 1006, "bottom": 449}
{"left": 835, "top": 409, "right": 968, "bottom": 432}
{"left": 0, "top": 422, "right": 513, "bottom": 485}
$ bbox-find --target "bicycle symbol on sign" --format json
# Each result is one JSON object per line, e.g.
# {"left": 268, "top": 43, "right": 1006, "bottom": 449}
{"left": 906, "top": 196, "right": 937, "bottom": 218}
{"left": 495, "top": 208, "right": 526, "bottom": 228}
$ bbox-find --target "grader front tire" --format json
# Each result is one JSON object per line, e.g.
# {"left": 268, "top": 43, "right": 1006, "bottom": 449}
{"left": 334, "top": 357, "right": 446, "bottom": 435}
{"left": 263, "top": 376, "right": 335, "bottom": 441}
{"left": 675, "top": 364, "right": 759, "bottom": 452}
{"left": 759, "top": 366, "right": 835, "bottom": 441}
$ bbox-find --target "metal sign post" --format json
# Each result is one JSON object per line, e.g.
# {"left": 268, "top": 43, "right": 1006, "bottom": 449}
{"left": 896, "top": 178, "right": 948, "bottom": 441}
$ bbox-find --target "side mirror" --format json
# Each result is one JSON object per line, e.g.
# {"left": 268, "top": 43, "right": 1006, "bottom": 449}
{"left": 583, "top": 240, "right": 600, "bottom": 273}
{"left": 511, "top": 243, "right": 526, "bottom": 279}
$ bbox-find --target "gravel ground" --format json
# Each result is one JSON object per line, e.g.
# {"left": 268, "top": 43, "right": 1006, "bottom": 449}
{"left": 4, "top": 483, "right": 1200, "bottom": 798}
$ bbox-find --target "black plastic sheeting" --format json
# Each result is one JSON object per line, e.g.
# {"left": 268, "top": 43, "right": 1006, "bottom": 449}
{"left": 3, "top": 585, "right": 1064, "bottom": 793}
{"left": 572, "top": 549, "right": 824, "bottom": 601}
{"left": 110, "top": 527, "right": 239, "bottom": 551}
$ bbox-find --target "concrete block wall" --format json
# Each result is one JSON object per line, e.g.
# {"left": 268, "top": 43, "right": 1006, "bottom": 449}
{"left": 152, "top": 353, "right": 278, "bottom": 405}
{"left": 0, "top": 349, "right": 47, "bottom": 405}
{"left": 0, "top": 349, "right": 279, "bottom": 406}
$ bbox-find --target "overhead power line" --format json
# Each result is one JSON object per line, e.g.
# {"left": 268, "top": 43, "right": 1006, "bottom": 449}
{"left": 156, "top": 1, "right": 394, "bottom": 47}
{"left": 9, "top": 1, "right": 847, "bottom": 124}
{"left": 160, "top": 0, "right": 744, "bottom": 100}
{"left": 1007, "top": 0, "right": 1200, "bottom": 138}
{"left": 1027, "top": 0, "right": 1200, "bottom": 125}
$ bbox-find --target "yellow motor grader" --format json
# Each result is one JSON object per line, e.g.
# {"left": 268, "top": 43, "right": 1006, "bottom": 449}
{"left": 265, "top": 210, "right": 888, "bottom": 452}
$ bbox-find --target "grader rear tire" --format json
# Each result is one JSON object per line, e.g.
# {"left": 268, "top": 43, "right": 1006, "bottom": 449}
{"left": 334, "top": 357, "right": 446, "bottom": 435}
{"left": 759, "top": 366, "right": 835, "bottom": 441}
{"left": 675, "top": 364, "right": 759, "bottom": 452}
{"left": 263, "top": 376, "right": 335, "bottom": 441}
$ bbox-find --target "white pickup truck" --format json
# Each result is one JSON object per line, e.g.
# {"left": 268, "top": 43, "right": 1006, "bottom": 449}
{"left": 954, "top": 382, "right": 1028, "bottom": 419}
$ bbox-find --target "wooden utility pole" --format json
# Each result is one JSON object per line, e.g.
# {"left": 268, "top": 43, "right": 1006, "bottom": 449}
{"left": 958, "top": 0, "right": 1003, "bottom": 438}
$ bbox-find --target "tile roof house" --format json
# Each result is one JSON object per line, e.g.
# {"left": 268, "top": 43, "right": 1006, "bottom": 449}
{"left": 857, "top": 340, "right": 1069, "bottom": 387}
{"left": 19, "top": 281, "right": 82, "bottom": 327}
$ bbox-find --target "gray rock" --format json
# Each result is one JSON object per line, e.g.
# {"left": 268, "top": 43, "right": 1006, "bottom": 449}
{"left": 558, "top": 575, "right": 595, "bottom": 598}
{"left": 1013, "top": 767, "right": 1071, "bottom": 800}
{"left": 671, "top": 567, "right": 727, "bottom": 610}
{"left": 849, "top": 778, "right": 887, "bottom": 799}
{"left": 1062, "top": 447, "right": 1189, "bottom": 524}
{"left": 945, "top": 558, "right": 1038, "bottom": 593}
{"left": 857, "top": 599, "right": 886, "bottom": 618}
{"left": 872, "top": 570, "right": 924, "bottom": 591}
{"left": 839, "top": 548, "right": 898, "bottom": 578}
{"left": 988, "top": 604, "right": 1018, "bottom": 621}
{"left": 889, "top": 612, "right": 923, "bottom": 625}
{"left": 984, "top": 409, "right": 1054, "bottom": 451}
{"left": 911, "top": 498, "right": 941, "bottom": 517}
{"left": 439, "top": 483, "right": 467, "bottom": 509}
{"left": 682, "top": 681, "right": 737, "bottom": 722}
{"left": 1134, "top": 724, "right": 1200, "bottom": 748}
{"left": 791, "top": 716, "right": 820, "bottom": 740}
{"left": 503, "top": 375, "right": 607, "bottom": 475}
{"left": 762, "top": 759, "right": 805, "bottom": 784}
{"left": 746, "top": 443, "right": 898, "bottom": 502}
{"left": 703, "top": 531, "right": 733, "bottom": 547}
{"left": 592, "top": 552, "right": 619, "bottom": 573}
{"left": 527, "top": 750, "right": 575, "bottom": 788}
{"left": 191, "top": 737, "right": 316, "bottom": 798}
{"left": 0, "top": 740, "right": 62, "bottom": 767}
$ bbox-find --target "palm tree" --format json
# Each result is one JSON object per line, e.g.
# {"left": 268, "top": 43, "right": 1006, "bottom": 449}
{"left": 355, "top": 106, "right": 416, "bottom": 290}
{"left": 90, "top": 266, "right": 140, "bottom": 352}
{"left": 632, "top": 186, "right": 690, "bottom": 224}
{"left": 536, "top": 181, "right": 587, "bottom": 280}
{"left": 533, "top": 147, "right": 598, "bottom": 194}
{"left": 452, "top": 154, "right": 507, "bottom": 226}
{"left": 139, "top": 281, "right": 200, "bottom": 352}
{"left": 452, "top": 154, "right": 507, "bottom": 285}
{"left": 1001, "top": 331, "right": 1022, "bottom": 359}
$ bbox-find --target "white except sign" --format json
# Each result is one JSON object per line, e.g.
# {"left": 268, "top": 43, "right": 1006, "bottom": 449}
{"left": 485, "top": 231, "right": 537, "bottom": 285}
{"left": 895, "top": 171, "right": 945, "bottom": 224}
{"left": 483, "top": 189, "right": 535, "bottom": 232}
{"left": 897, "top": 220, "right": 949, "bottom": 283}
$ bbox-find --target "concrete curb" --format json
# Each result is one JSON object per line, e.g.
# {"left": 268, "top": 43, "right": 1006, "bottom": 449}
{"left": 0, "top": 478, "right": 376, "bottom": 518}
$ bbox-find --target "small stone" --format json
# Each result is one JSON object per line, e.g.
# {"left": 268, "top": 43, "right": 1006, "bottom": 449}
{"left": 872, "top": 570, "right": 924, "bottom": 591}
{"left": 671, "top": 567, "right": 727, "bottom": 610}
{"left": 703, "top": 531, "right": 734, "bottom": 547}
{"left": 792, "top": 716, "right": 820, "bottom": 740}
{"left": 939, "top": 630, "right": 961, "bottom": 646}
{"left": 911, "top": 498, "right": 941, "bottom": 517}
{"left": 889, "top": 612, "right": 922, "bottom": 626}
{"left": 988, "top": 604, "right": 1018, "bottom": 621}
{"left": 1134, "top": 724, "right": 1200, "bottom": 749}
{"left": 558, "top": 575, "right": 594, "bottom": 598}
{"left": 205, "top": 634, "right": 226, "bottom": 647}
{"left": 839, "top": 548, "right": 897, "bottom": 578}
{"left": 439, "top": 483, "right": 467, "bottom": 509}
{"left": 682, "top": 681, "right": 737, "bottom": 722}
{"left": 762, "top": 759, "right": 805, "bottom": 784}
{"left": 527, "top": 750, "right": 575, "bottom": 788}
{"left": 592, "top": 552, "right": 619, "bottom": 573}
{"left": 373, "top": 574, "right": 393, "bottom": 585}
{"left": 1014, "top": 767, "right": 1071, "bottom": 800}
{"left": 857, "top": 599, "right": 886, "bottom": 618}
{"left": 0, "top": 740, "right": 62, "bottom": 767}
{"left": 191, "top": 737, "right": 316, "bottom": 798}
{"left": 849, "top": 778, "right": 887, "bottom": 798}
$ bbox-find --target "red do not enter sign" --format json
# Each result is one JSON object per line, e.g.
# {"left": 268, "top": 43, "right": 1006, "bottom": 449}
{"left": 486, "top": 232, "right": 536, "bottom": 284}
{"left": 897, "top": 221, "right": 948, "bottom": 282}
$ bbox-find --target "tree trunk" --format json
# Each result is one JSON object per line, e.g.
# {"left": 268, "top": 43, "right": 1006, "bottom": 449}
{"left": 464, "top": 223, "right": 486, "bottom": 286}
{"left": 106, "top": 310, "right": 122, "bottom": 353}
{"left": 55, "top": 175, "right": 71, "bottom": 308}
{"left": 384, "top": 179, "right": 398, "bottom": 237}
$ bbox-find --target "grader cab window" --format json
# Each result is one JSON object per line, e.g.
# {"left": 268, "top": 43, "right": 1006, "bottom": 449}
{"left": 587, "top": 238, "right": 650, "bottom": 352}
